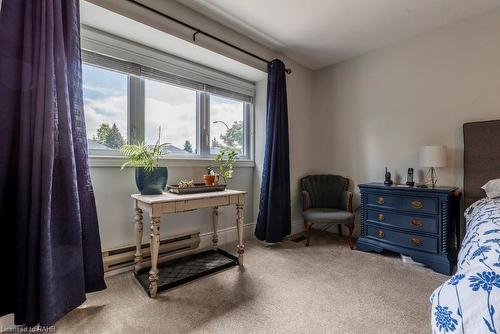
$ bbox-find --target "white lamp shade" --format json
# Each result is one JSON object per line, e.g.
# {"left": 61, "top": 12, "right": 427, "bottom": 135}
{"left": 419, "top": 145, "right": 447, "bottom": 167}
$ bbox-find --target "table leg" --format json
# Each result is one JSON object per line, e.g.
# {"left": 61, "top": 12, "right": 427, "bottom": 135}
{"left": 236, "top": 204, "right": 245, "bottom": 266}
{"left": 134, "top": 208, "right": 143, "bottom": 274}
{"left": 149, "top": 216, "right": 161, "bottom": 298}
{"left": 212, "top": 206, "right": 219, "bottom": 251}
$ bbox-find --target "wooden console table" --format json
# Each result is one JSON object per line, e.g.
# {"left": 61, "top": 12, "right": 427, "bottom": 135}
{"left": 131, "top": 189, "right": 246, "bottom": 298}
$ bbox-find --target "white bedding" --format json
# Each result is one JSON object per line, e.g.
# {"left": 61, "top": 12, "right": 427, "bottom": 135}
{"left": 430, "top": 198, "right": 500, "bottom": 334}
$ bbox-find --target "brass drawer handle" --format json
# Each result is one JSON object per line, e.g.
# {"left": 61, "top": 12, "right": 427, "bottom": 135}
{"left": 411, "top": 219, "right": 423, "bottom": 228}
{"left": 377, "top": 196, "right": 385, "bottom": 204}
{"left": 378, "top": 213, "right": 385, "bottom": 221}
{"left": 377, "top": 230, "right": 385, "bottom": 238}
{"left": 411, "top": 238, "right": 423, "bottom": 246}
{"left": 411, "top": 201, "right": 423, "bottom": 209}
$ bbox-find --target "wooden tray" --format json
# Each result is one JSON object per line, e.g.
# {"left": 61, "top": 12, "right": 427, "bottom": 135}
{"left": 167, "top": 183, "right": 226, "bottom": 194}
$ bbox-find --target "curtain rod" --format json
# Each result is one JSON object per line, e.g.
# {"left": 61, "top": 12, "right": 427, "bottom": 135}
{"left": 126, "top": 0, "right": 292, "bottom": 74}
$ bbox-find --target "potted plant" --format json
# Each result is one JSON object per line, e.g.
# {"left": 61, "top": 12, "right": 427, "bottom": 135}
{"left": 203, "top": 166, "right": 215, "bottom": 186}
{"left": 213, "top": 148, "right": 238, "bottom": 185}
{"left": 120, "top": 134, "right": 168, "bottom": 195}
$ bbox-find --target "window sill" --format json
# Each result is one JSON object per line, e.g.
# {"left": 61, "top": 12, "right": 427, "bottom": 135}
{"left": 88, "top": 155, "right": 255, "bottom": 168}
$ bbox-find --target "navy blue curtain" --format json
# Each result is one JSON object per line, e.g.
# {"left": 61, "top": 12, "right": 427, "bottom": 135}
{"left": 255, "top": 59, "right": 291, "bottom": 243}
{"left": 0, "top": 0, "right": 106, "bottom": 326}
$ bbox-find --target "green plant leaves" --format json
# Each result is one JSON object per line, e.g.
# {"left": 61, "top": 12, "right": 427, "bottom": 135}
{"left": 120, "top": 141, "right": 167, "bottom": 172}
{"left": 213, "top": 148, "right": 237, "bottom": 184}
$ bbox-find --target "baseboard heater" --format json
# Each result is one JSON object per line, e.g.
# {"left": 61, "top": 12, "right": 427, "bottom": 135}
{"left": 102, "top": 231, "right": 200, "bottom": 274}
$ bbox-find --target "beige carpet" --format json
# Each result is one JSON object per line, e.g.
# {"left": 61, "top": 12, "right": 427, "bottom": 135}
{"left": 55, "top": 231, "right": 448, "bottom": 334}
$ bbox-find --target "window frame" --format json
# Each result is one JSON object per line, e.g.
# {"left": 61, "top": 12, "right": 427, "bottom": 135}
{"left": 81, "top": 26, "right": 255, "bottom": 165}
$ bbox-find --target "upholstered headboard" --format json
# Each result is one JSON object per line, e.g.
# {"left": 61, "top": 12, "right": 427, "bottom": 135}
{"left": 463, "top": 120, "right": 500, "bottom": 208}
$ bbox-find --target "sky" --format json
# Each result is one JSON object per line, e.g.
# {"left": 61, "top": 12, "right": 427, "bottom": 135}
{"left": 82, "top": 64, "right": 127, "bottom": 143}
{"left": 82, "top": 63, "right": 244, "bottom": 152}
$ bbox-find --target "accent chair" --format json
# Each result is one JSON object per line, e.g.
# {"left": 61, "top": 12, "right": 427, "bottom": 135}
{"left": 300, "top": 175, "right": 355, "bottom": 249}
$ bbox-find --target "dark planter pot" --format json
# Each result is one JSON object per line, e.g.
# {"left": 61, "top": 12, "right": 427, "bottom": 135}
{"left": 135, "top": 167, "right": 168, "bottom": 195}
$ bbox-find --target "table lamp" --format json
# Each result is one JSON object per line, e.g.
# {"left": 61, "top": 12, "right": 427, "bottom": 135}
{"left": 419, "top": 145, "right": 446, "bottom": 188}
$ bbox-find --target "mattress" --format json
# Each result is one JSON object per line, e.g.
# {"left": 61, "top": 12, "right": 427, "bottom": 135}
{"left": 430, "top": 198, "right": 500, "bottom": 334}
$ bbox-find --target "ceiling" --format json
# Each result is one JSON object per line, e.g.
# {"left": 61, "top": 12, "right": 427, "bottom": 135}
{"left": 80, "top": 1, "right": 266, "bottom": 82}
{"left": 182, "top": 0, "right": 500, "bottom": 70}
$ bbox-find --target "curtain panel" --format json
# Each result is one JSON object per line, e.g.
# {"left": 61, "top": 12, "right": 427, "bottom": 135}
{"left": 255, "top": 59, "right": 291, "bottom": 243}
{"left": 0, "top": 0, "right": 106, "bottom": 326}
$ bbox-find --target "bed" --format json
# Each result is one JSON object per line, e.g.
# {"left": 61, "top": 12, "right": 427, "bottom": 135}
{"left": 430, "top": 120, "right": 500, "bottom": 334}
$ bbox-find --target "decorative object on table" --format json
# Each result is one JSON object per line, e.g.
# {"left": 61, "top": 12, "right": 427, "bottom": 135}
{"left": 356, "top": 183, "right": 460, "bottom": 274}
{"left": 121, "top": 129, "right": 168, "bottom": 195}
{"left": 384, "top": 167, "right": 393, "bottom": 185}
{"left": 406, "top": 168, "right": 415, "bottom": 186}
{"left": 203, "top": 167, "right": 216, "bottom": 186}
{"left": 203, "top": 148, "right": 236, "bottom": 186}
{"left": 213, "top": 148, "right": 238, "bottom": 185}
{"left": 167, "top": 183, "right": 227, "bottom": 194}
{"left": 419, "top": 145, "right": 446, "bottom": 188}
{"left": 300, "top": 175, "right": 355, "bottom": 249}
{"left": 177, "top": 179, "right": 194, "bottom": 188}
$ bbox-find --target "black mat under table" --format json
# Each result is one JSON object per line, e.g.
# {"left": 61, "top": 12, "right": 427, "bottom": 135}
{"left": 135, "top": 249, "right": 239, "bottom": 296}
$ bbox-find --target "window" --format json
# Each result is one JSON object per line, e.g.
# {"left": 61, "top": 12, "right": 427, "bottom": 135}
{"left": 82, "top": 64, "right": 128, "bottom": 155}
{"left": 209, "top": 95, "right": 249, "bottom": 156}
{"left": 82, "top": 54, "right": 254, "bottom": 160}
{"left": 144, "top": 79, "right": 198, "bottom": 155}
{"left": 80, "top": 32, "right": 255, "bottom": 161}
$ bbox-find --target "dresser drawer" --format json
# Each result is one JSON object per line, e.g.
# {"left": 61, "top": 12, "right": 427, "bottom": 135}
{"left": 366, "top": 225, "right": 438, "bottom": 253}
{"left": 367, "top": 193, "right": 437, "bottom": 214}
{"left": 366, "top": 209, "right": 438, "bottom": 234}
{"left": 175, "top": 196, "right": 229, "bottom": 212}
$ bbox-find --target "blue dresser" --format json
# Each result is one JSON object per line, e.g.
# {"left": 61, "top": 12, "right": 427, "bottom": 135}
{"left": 356, "top": 183, "right": 460, "bottom": 275}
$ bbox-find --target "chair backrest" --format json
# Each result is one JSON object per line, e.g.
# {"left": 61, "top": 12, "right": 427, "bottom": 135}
{"left": 300, "top": 175, "right": 348, "bottom": 209}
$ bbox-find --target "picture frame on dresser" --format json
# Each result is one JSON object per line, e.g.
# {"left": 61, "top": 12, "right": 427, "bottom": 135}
{"left": 356, "top": 183, "right": 461, "bottom": 275}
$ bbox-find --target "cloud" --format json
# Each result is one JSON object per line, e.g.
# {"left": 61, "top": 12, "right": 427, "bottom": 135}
{"left": 145, "top": 79, "right": 197, "bottom": 106}
{"left": 83, "top": 83, "right": 125, "bottom": 96}
{"left": 145, "top": 98, "right": 197, "bottom": 149}
{"left": 84, "top": 95, "right": 127, "bottom": 139}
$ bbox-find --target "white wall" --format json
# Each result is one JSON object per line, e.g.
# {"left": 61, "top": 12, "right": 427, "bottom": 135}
{"left": 286, "top": 63, "right": 314, "bottom": 229}
{"left": 311, "top": 8, "right": 500, "bottom": 221}
{"left": 253, "top": 79, "right": 267, "bottom": 224}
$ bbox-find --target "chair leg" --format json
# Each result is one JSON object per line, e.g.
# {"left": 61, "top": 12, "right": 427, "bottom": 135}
{"left": 347, "top": 223, "right": 355, "bottom": 250}
{"left": 304, "top": 221, "right": 313, "bottom": 247}
{"left": 338, "top": 224, "right": 343, "bottom": 237}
